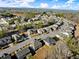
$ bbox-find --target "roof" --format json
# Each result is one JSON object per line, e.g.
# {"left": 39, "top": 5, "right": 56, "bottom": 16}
{"left": 6, "top": 31, "right": 19, "bottom": 36}
{"left": 16, "top": 47, "right": 30, "bottom": 59}
{"left": 56, "top": 20, "right": 63, "bottom": 26}
{"left": 0, "top": 38, "right": 33, "bottom": 57}
{"left": 0, "top": 36, "right": 12, "bottom": 47}
{"left": 28, "top": 29, "right": 37, "bottom": 34}
{"left": 0, "top": 53, "right": 11, "bottom": 59}
{"left": 66, "top": 29, "right": 73, "bottom": 34}
{"left": 34, "top": 40, "right": 42, "bottom": 50}
{"left": 56, "top": 33, "right": 69, "bottom": 39}
{"left": 43, "top": 37, "right": 56, "bottom": 45}
{"left": 43, "top": 28, "right": 49, "bottom": 33}
{"left": 52, "top": 24, "right": 58, "bottom": 29}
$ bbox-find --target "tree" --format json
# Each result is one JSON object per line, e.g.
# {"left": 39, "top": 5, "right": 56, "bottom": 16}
{"left": 55, "top": 13, "right": 64, "bottom": 17}
{"left": 1, "top": 13, "right": 15, "bottom": 18}
{"left": 33, "top": 21, "right": 44, "bottom": 29}
{"left": 16, "top": 25, "right": 24, "bottom": 30}
{"left": 25, "top": 12, "right": 36, "bottom": 18}
{"left": 0, "top": 30, "right": 5, "bottom": 38}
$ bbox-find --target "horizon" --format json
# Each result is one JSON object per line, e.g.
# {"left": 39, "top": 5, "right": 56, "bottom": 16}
{"left": 0, "top": 0, "right": 79, "bottom": 10}
{"left": 0, "top": 7, "right": 78, "bottom": 11}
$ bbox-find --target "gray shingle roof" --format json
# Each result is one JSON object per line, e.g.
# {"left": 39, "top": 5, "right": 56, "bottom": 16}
{"left": 0, "top": 53, "right": 11, "bottom": 59}
{"left": 43, "top": 37, "right": 56, "bottom": 45}
{"left": 34, "top": 40, "right": 42, "bottom": 50}
{"left": 0, "top": 36, "right": 12, "bottom": 47}
{"left": 16, "top": 47, "right": 30, "bottom": 59}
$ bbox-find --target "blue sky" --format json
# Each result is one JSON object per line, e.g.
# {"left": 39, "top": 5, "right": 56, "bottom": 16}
{"left": 0, "top": 0, "right": 79, "bottom": 10}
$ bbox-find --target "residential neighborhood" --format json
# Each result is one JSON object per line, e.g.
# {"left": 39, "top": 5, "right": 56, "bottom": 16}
{"left": 0, "top": 11, "right": 78, "bottom": 59}
{"left": 0, "top": 0, "right": 79, "bottom": 58}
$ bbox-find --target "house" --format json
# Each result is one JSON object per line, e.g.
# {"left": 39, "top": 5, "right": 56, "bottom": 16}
{"left": 29, "top": 39, "right": 45, "bottom": 52}
{"left": 24, "top": 18, "right": 29, "bottom": 22}
{"left": 30, "top": 39, "right": 44, "bottom": 51}
{"left": 68, "top": 24, "right": 76, "bottom": 31}
{"left": 32, "top": 17, "right": 39, "bottom": 21}
{"left": 43, "top": 37, "right": 56, "bottom": 46}
{"left": 50, "top": 27, "right": 54, "bottom": 32}
{"left": 37, "top": 28, "right": 47, "bottom": 35}
{"left": 37, "top": 39, "right": 45, "bottom": 46}
{"left": 15, "top": 47, "right": 31, "bottom": 59}
{"left": 69, "top": 26, "right": 75, "bottom": 31}
{"left": 43, "top": 28, "right": 49, "bottom": 33}
{"left": 9, "top": 24, "right": 16, "bottom": 30}
{"left": 56, "top": 31, "right": 73, "bottom": 40}
{"left": 62, "top": 32, "right": 69, "bottom": 36}
{"left": 65, "top": 30, "right": 74, "bottom": 38}
{"left": 66, "top": 28, "right": 74, "bottom": 34}
{"left": 37, "top": 29, "right": 43, "bottom": 34}
{"left": 69, "top": 23, "right": 76, "bottom": 27}
{"left": 34, "top": 39, "right": 43, "bottom": 50}
{"left": 12, "top": 33, "right": 28, "bottom": 43}
{"left": 19, "top": 34, "right": 28, "bottom": 41}
{"left": 27, "top": 29, "right": 38, "bottom": 35}
{"left": 56, "top": 33, "right": 67, "bottom": 40}
{"left": 12, "top": 34, "right": 19, "bottom": 42}
{"left": 52, "top": 24, "right": 58, "bottom": 30}
{"left": 0, "top": 53, "right": 11, "bottom": 59}
{"left": 28, "top": 19, "right": 33, "bottom": 22}
{"left": 56, "top": 20, "right": 63, "bottom": 26}
{"left": 0, "top": 36, "right": 12, "bottom": 48}
{"left": 43, "top": 28, "right": 48, "bottom": 33}
{"left": 6, "top": 30, "right": 19, "bottom": 36}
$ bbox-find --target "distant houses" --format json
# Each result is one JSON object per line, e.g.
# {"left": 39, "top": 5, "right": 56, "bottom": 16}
{"left": 27, "top": 20, "right": 64, "bottom": 36}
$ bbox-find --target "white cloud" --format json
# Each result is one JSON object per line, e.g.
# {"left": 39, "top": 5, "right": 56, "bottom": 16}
{"left": 16, "top": 0, "right": 35, "bottom": 3}
{"left": 66, "top": 0, "right": 74, "bottom": 4}
{"left": 51, "top": 0, "right": 77, "bottom": 10}
{"left": 16, "top": 0, "right": 35, "bottom": 8}
{"left": 40, "top": 3, "right": 49, "bottom": 8}
{"left": 0, "top": 0, "right": 78, "bottom": 10}
{"left": 52, "top": 5, "right": 60, "bottom": 9}
{"left": 55, "top": 0, "right": 58, "bottom": 2}
{"left": 52, "top": 4, "right": 71, "bottom": 10}
{"left": 0, "top": 0, "right": 35, "bottom": 7}
{"left": 19, "top": 2, "right": 34, "bottom": 8}
{"left": 73, "top": 4, "right": 79, "bottom": 10}
{"left": 65, "top": 0, "right": 75, "bottom": 7}
{"left": 52, "top": 4, "right": 73, "bottom": 10}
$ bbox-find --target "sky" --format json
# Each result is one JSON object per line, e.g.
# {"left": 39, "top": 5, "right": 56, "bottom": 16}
{"left": 0, "top": 0, "right": 79, "bottom": 10}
